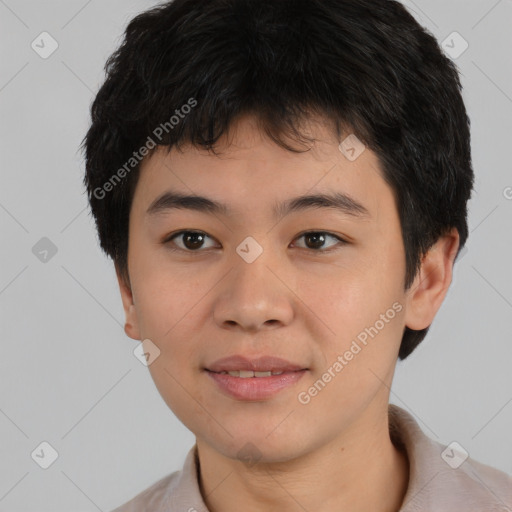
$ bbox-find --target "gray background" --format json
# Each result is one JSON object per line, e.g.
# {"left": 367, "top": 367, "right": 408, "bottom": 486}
{"left": 0, "top": 0, "right": 511, "bottom": 510}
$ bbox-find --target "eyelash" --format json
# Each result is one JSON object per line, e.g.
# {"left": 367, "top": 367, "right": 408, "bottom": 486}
{"left": 162, "top": 230, "right": 348, "bottom": 254}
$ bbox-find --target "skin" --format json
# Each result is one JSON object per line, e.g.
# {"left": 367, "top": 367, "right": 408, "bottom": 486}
{"left": 117, "top": 113, "right": 459, "bottom": 512}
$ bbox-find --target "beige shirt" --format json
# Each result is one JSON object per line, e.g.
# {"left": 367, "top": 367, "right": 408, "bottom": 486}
{"left": 112, "top": 404, "right": 512, "bottom": 511}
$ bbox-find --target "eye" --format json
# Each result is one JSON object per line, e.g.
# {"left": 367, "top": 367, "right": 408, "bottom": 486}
{"left": 163, "top": 230, "right": 347, "bottom": 253}
{"left": 164, "top": 230, "right": 218, "bottom": 252}
{"left": 291, "top": 231, "right": 347, "bottom": 252}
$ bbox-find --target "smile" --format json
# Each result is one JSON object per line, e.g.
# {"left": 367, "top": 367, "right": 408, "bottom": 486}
{"left": 212, "top": 370, "right": 285, "bottom": 377}
{"left": 206, "top": 369, "right": 307, "bottom": 400}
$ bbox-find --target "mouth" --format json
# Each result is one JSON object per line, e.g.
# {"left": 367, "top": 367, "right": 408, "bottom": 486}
{"left": 207, "top": 369, "right": 290, "bottom": 377}
{"left": 205, "top": 354, "right": 307, "bottom": 374}
{"left": 204, "top": 355, "right": 308, "bottom": 400}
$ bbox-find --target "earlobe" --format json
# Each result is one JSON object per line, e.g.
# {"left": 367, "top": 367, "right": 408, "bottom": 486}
{"left": 404, "top": 228, "right": 460, "bottom": 331}
{"left": 124, "top": 303, "right": 141, "bottom": 340}
{"left": 115, "top": 268, "right": 141, "bottom": 341}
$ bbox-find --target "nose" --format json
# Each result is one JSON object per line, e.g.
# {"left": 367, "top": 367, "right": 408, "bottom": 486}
{"left": 212, "top": 248, "right": 294, "bottom": 333}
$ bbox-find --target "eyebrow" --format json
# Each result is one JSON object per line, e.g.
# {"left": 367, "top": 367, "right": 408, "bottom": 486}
{"left": 146, "top": 189, "right": 371, "bottom": 219}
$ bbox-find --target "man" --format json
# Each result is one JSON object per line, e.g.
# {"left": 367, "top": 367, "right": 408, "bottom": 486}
{"left": 82, "top": 0, "right": 512, "bottom": 510}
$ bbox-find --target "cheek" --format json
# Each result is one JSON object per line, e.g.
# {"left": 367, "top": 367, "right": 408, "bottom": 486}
{"left": 301, "top": 260, "right": 401, "bottom": 335}
{"left": 306, "top": 263, "right": 406, "bottom": 384}
{"left": 146, "top": 358, "right": 212, "bottom": 440}
{"left": 131, "top": 253, "right": 207, "bottom": 339}
{"left": 300, "top": 302, "right": 405, "bottom": 425}
{"left": 130, "top": 260, "right": 208, "bottom": 377}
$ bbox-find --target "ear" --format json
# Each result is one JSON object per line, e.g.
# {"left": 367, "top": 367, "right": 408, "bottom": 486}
{"left": 404, "top": 228, "right": 460, "bottom": 331}
{"left": 115, "top": 267, "right": 141, "bottom": 341}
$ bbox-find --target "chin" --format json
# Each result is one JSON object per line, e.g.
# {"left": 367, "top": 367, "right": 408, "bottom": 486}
{"left": 206, "top": 434, "right": 309, "bottom": 466}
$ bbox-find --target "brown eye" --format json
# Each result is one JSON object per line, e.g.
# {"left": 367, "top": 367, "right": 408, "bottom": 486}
{"left": 293, "top": 231, "right": 347, "bottom": 251}
{"left": 166, "top": 231, "right": 217, "bottom": 251}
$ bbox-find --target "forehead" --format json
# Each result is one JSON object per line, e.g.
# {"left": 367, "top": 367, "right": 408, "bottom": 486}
{"left": 132, "top": 115, "right": 393, "bottom": 224}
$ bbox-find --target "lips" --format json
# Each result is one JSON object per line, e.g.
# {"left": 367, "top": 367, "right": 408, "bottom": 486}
{"left": 206, "top": 355, "right": 306, "bottom": 374}
{"left": 205, "top": 355, "right": 308, "bottom": 400}
{"left": 217, "top": 370, "right": 284, "bottom": 378}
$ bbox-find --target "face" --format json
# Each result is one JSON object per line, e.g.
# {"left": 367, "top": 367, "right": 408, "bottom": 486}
{"left": 118, "top": 114, "right": 455, "bottom": 463}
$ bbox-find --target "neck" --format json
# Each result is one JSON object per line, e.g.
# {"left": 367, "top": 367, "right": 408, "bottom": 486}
{"left": 197, "top": 403, "right": 409, "bottom": 512}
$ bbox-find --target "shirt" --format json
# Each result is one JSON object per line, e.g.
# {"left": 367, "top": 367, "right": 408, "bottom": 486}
{"left": 112, "top": 404, "right": 512, "bottom": 511}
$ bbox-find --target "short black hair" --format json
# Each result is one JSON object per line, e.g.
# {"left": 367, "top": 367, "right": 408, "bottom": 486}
{"left": 82, "top": 0, "right": 474, "bottom": 360}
